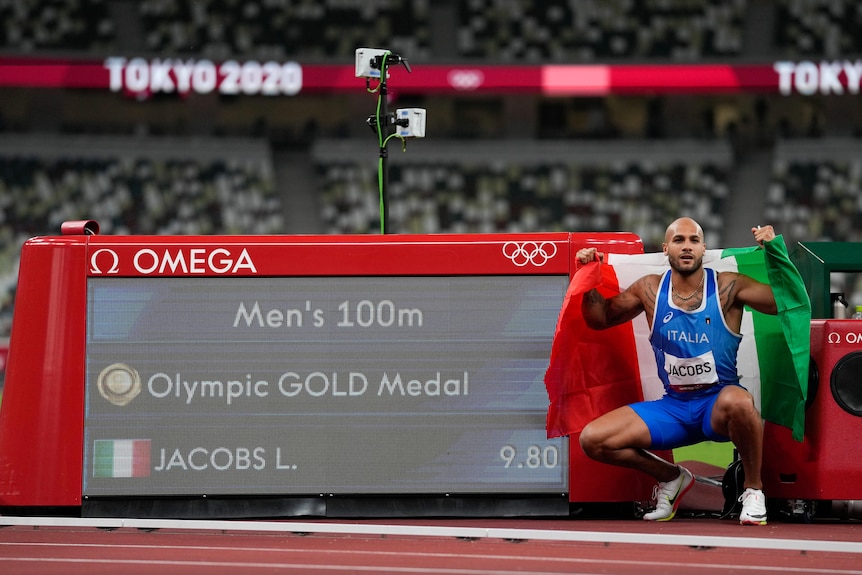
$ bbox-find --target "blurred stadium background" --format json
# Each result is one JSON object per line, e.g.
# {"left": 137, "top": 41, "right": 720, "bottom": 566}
{"left": 2, "top": 0, "right": 862, "bottom": 389}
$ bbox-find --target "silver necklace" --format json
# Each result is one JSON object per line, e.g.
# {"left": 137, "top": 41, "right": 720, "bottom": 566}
{"left": 672, "top": 271, "right": 704, "bottom": 301}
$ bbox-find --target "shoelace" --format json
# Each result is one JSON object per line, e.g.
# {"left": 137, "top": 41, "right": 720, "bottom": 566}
{"left": 652, "top": 483, "right": 670, "bottom": 504}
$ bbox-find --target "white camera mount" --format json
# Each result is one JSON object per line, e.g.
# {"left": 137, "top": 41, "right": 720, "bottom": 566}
{"left": 394, "top": 108, "right": 426, "bottom": 139}
{"left": 356, "top": 48, "right": 426, "bottom": 234}
{"left": 355, "top": 48, "right": 412, "bottom": 79}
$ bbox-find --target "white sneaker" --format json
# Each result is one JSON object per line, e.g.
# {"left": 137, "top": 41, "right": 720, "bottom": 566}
{"left": 643, "top": 466, "right": 694, "bottom": 522}
{"left": 738, "top": 488, "right": 768, "bottom": 525}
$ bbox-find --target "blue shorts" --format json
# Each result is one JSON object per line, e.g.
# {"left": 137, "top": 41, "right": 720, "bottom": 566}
{"left": 629, "top": 385, "right": 735, "bottom": 450}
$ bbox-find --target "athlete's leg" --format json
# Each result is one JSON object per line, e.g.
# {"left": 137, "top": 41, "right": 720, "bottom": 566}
{"left": 709, "top": 385, "right": 763, "bottom": 490}
{"left": 579, "top": 405, "right": 679, "bottom": 482}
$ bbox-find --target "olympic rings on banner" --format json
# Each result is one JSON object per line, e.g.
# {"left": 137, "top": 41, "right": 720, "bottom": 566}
{"left": 502, "top": 241, "right": 558, "bottom": 267}
{"left": 447, "top": 69, "right": 484, "bottom": 91}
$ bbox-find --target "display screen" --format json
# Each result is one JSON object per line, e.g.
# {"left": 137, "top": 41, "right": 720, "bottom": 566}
{"left": 82, "top": 275, "right": 568, "bottom": 496}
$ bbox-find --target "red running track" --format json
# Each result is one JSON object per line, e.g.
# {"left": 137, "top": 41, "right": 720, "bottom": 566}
{"left": 1, "top": 516, "right": 861, "bottom": 575}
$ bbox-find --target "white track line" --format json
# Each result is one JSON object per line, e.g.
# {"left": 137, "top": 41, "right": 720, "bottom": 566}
{"left": 3, "top": 542, "right": 862, "bottom": 574}
{"left": 0, "top": 557, "right": 608, "bottom": 575}
{"left": 1, "top": 516, "right": 860, "bottom": 554}
{"left": 1, "top": 557, "right": 859, "bottom": 575}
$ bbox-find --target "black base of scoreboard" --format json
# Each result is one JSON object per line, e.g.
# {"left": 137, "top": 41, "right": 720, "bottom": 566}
{"left": 80, "top": 494, "right": 571, "bottom": 519}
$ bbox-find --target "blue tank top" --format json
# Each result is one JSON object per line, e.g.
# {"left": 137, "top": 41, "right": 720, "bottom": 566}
{"left": 649, "top": 267, "right": 742, "bottom": 399}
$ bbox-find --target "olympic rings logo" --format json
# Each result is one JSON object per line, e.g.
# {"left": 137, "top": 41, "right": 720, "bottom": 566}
{"left": 447, "top": 69, "right": 484, "bottom": 91}
{"left": 502, "top": 241, "right": 558, "bottom": 267}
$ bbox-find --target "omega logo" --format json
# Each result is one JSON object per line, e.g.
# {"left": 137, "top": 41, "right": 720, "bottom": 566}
{"left": 827, "top": 332, "right": 862, "bottom": 344}
{"left": 90, "top": 249, "right": 120, "bottom": 274}
{"left": 89, "top": 247, "right": 257, "bottom": 275}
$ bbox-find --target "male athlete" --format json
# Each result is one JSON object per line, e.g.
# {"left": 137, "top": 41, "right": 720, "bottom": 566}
{"left": 576, "top": 218, "right": 777, "bottom": 525}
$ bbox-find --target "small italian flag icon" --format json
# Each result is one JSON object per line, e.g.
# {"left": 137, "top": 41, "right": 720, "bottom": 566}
{"left": 93, "top": 439, "right": 151, "bottom": 478}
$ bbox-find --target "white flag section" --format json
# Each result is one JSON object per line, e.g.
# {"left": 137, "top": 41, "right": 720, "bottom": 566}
{"left": 606, "top": 250, "right": 761, "bottom": 410}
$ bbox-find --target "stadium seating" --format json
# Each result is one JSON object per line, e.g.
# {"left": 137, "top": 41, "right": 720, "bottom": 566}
{"left": 133, "top": 0, "right": 748, "bottom": 62}
{"left": 774, "top": 0, "right": 862, "bottom": 57}
{"left": 766, "top": 139, "right": 862, "bottom": 246}
{"left": 0, "top": 135, "right": 282, "bottom": 338}
{"left": 0, "top": 0, "right": 115, "bottom": 52}
{"left": 137, "top": 0, "right": 431, "bottom": 60}
{"left": 456, "top": 0, "right": 747, "bottom": 62}
{"left": 313, "top": 139, "right": 731, "bottom": 250}
{"left": 766, "top": 138, "right": 862, "bottom": 310}
{"left": 4, "top": 0, "right": 861, "bottom": 60}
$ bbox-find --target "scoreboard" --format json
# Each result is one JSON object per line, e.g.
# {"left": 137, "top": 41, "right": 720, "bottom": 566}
{"left": 0, "top": 224, "right": 643, "bottom": 515}
{"left": 86, "top": 274, "right": 569, "bottom": 496}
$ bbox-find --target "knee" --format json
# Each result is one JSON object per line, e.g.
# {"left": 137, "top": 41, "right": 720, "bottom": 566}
{"left": 718, "top": 388, "right": 760, "bottom": 421}
{"left": 579, "top": 423, "right": 604, "bottom": 460}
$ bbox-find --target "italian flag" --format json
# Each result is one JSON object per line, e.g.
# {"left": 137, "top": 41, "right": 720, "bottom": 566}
{"left": 544, "top": 235, "right": 811, "bottom": 442}
{"left": 94, "top": 439, "right": 151, "bottom": 478}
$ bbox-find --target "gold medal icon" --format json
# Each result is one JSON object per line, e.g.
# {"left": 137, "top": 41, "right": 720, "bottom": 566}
{"left": 97, "top": 363, "right": 141, "bottom": 406}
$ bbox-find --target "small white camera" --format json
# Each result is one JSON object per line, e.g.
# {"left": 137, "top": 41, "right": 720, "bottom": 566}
{"left": 355, "top": 48, "right": 390, "bottom": 79}
{"left": 395, "top": 108, "right": 426, "bottom": 138}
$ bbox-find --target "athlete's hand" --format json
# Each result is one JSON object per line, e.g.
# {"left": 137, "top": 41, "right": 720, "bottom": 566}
{"left": 751, "top": 225, "right": 776, "bottom": 246}
{"left": 576, "top": 247, "right": 603, "bottom": 264}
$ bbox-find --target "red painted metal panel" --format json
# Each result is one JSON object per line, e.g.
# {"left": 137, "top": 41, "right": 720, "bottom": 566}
{"left": 763, "top": 320, "right": 862, "bottom": 500}
{"left": 0, "top": 237, "right": 89, "bottom": 507}
{"left": 85, "top": 232, "right": 643, "bottom": 278}
{"left": 0, "top": 343, "right": 7, "bottom": 380}
{"left": 85, "top": 233, "right": 579, "bottom": 277}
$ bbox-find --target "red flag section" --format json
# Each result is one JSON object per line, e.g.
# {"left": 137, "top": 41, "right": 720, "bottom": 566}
{"left": 544, "top": 261, "right": 643, "bottom": 438}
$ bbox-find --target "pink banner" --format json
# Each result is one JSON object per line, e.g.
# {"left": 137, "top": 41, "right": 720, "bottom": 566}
{"left": 3, "top": 56, "right": 859, "bottom": 96}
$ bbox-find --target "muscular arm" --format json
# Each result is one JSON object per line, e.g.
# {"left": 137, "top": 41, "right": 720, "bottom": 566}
{"left": 581, "top": 275, "right": 656, "bottom": 330}
{"left": 573, "top": 247, "right": 659, "bottom": 330}
{"left": 732, "top": 274, "right": 777, "bottom": 315}
{"left": 717, "top": 225, "right": 781, "bottom": 327}
{"left": 717, "top": 272, "right": 777, "bottom": 332}
{"left": 718, "top": 225, "right": 781, "bottom": 319}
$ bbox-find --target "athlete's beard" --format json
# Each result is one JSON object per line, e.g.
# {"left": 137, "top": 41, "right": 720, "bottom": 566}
{"left": 668, "top": 253, "right": 703, "bottom": 277}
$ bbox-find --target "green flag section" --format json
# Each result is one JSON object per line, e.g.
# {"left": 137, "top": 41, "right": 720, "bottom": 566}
{"left": 721, "top": 235, "right": 811, "bottom": 441}
{"left": 94, "top": 439, "right": 151, "bottom": 478}
{"left": 545, "top": 235, "right": 810, "bottom": 441}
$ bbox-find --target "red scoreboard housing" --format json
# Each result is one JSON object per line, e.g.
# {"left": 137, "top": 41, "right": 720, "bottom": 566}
{"left": 0, "top": 224, "right": 649, "bottom": 517}
{"left": 762, "top": 320, "right": 862, "bottom": 501}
